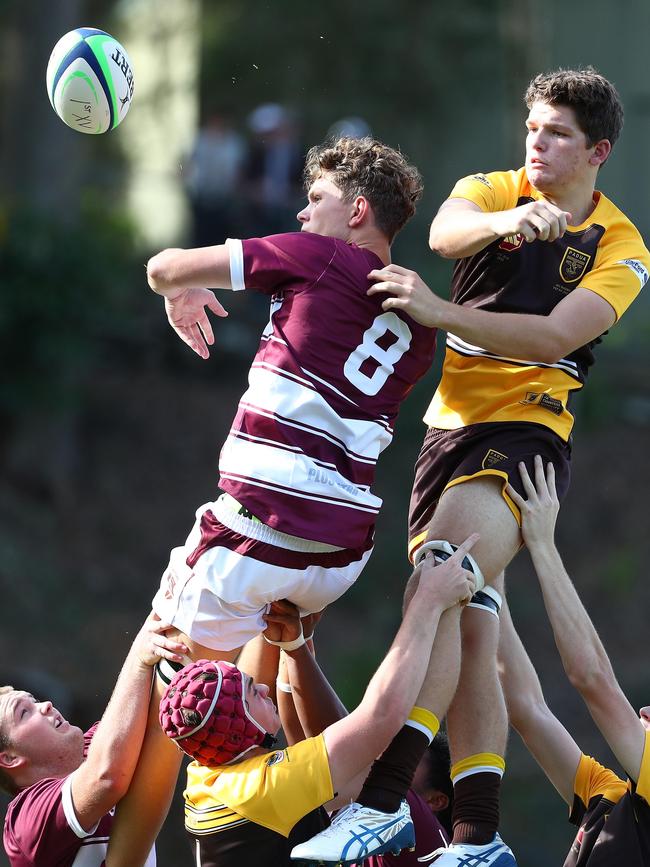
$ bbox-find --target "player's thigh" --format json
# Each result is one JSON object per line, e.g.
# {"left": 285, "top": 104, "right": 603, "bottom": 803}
{"left": 429, "top": 475, "right": 520, "bottom": 583}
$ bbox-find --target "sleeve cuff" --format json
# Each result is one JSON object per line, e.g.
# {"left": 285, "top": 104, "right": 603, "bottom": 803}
{"left": 61, "top": 776, "right": 100, "bottom": 839}
{"left": 226, "top": 238, "right": 245, "bottom": 291}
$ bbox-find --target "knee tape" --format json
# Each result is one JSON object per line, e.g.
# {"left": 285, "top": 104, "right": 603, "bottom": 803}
{"left": 467, "top": 586, "right": 502, "bottom": 618}
{"left": 414, "top": 539, "right": 485, "bottom": 592}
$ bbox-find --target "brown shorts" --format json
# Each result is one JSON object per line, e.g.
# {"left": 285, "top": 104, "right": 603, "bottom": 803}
{"left": 408, "top": 422, "right": 572, "bottom": 561}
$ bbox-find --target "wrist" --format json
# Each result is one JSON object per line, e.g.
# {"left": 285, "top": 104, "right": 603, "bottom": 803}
{"left": 263, "top": 628, "right": 305, "bottom": 652}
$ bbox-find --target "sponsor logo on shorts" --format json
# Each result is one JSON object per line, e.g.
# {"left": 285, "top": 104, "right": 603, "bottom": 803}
{"left": 266, "top": 750, "right": 286, "bottom": 767}
{"left": 617, "top": 258, "right": 649, "bottom": 288}
{"left": 560, "top": 247, "right": 591, "bottom": 283}
{"left": 520, "top": 392, "right": 564, "bottom": 416}
{"left": 499, "top": 234, "right": 524, "bottom": 252}
{"left": 482, "top": 449, "right": 508, "bottom": 469}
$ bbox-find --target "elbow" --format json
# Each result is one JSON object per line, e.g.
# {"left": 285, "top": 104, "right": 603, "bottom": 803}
{"left": 564, "top": 647, "right": 617, "bottom": 699}
{"left": 509, "top": 697, "right": 554, "bottom": 745}
{"left": 96, "top": 770, "right": 130, "bottom": 807}
{"left": 535, "top": 345, "right": 566, "bottom": 365}
{"left": 506, "top": 693, "right": 545, "bottom": 737}
{"left": 146, "top": 250, "right": 177, "bottom": 293}
{"left": 428, "top": 227, "right": 456, "bottom": 259}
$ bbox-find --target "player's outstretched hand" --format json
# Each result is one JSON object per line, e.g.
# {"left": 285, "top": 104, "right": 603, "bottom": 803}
{"left": 506, "top": 455, "right": 559, "bottom": 550}
{"left": 417, "top": 533, "right": 480, "bottom": 609}
{"left": 263, "top": 599, "right": 303, "bottom": 645}
{"left": 164, "top": 288, "right": 228, "bottom": 359}
{"left": 133, "top": 611, "right": 190, "bottom": 668}
{"left": 367, "top": 264, "right": 443, "bottom": 327}
{"left": 492, "top": 201, "right": 571, "bottom": 244}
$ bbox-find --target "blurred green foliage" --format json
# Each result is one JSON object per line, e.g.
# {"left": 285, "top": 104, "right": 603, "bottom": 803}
{"left": 0, "top": 199, "right": 142, "bottom": 416}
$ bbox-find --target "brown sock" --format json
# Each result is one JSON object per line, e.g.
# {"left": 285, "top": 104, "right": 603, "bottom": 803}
{"left": 451, "top": 771, "right": 501, "bottom": 846}
{"left": 358, "top": 725, "right": 429, "bottom": 813}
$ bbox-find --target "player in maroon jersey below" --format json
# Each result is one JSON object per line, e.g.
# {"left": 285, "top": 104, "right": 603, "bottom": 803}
{"left": 0, "top": 614, "right": 187, "bottom": 867}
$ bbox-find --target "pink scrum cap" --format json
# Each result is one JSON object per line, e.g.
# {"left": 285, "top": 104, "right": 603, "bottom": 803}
{"left": 159, "top": 659, "right": 276, "bottom": 765}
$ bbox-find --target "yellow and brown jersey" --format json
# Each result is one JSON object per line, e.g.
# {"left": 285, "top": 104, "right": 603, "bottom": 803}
{"left": 183, "top": 734, "right": 333, "bottom": 866}
{"left": 425, "top": 167, "right": 649, "bottom": 441}
{"left": 565, "top": 733, "right": 650, "bottom": 866}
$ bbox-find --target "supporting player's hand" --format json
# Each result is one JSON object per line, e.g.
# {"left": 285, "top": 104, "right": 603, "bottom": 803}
{"left": 164, "top": 288, "right": 228, "bottom": 359}
{"left": 133, "top": 611, "right": 190, "bottom": 668}
{"left": 506, "top": 455, "right": 560, "bottom": 550}
{"left": 491, "top": 201, "right": 571, "bottom": 244}
{"left": 367, "top": 264, "right": 444, "bottom": 327}
{"left": 416, "top": 533, "right": 480, "bottom": 609}
{"left": 263, "top": 599, "right": 303, "bottom": 645}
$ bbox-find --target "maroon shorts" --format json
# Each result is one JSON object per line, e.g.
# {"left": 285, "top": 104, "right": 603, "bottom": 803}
{"left": 408, "top": 422, "right": 571, "bottom": 561}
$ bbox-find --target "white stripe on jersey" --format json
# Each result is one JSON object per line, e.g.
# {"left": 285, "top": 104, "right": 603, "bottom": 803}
{"left": 240, "top": 365, "right": 392, "bottom": 463}
{"left": 230, "top": 431, "right": 370, "bottom": 488}
{"left": 447, "top": 332, "right": 581, "bottom": 380}
{"left": 219, "top": 438, "right": 381, "bottom": 512}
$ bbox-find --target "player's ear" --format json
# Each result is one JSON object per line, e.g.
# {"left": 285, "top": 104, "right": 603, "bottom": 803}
{"left": 349, "top": 195, "right": 370, "bottom": 228}
{"left": 589, "top": 138, "right": 611, "bottom": 167}
{"left": 0, "top": 750, "right": 23, "bottom": 771}
{"left": 426, "top": 790, "right": 450, "bottom": 813}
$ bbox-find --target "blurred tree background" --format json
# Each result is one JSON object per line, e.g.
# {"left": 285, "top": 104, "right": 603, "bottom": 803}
{"left": 1, "top": 0, "right": 649, "bottom": 864}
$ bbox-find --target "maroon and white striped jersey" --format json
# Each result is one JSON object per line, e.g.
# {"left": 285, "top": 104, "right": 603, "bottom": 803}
{"left": 220, "top": 232, "right": 436, "bottom": 549}
{"left": 3, "top": 726, "right": 156, "bottom": 867}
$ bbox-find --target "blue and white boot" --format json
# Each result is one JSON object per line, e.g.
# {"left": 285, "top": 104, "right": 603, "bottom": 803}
{"left": 417, "top": 833, "right": 518, "bottom": 865}
{"left": 290, "top": 799, "right": 415, "bottom": 864}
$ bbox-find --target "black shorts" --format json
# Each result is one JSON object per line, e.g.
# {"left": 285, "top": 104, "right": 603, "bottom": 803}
{"left": 408, "top": 422, "right": 572, "bottom": 561}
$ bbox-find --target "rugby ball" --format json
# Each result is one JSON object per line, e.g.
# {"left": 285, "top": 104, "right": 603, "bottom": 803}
{"left": 46, "top": 27, "right": 134, "bottom": 134}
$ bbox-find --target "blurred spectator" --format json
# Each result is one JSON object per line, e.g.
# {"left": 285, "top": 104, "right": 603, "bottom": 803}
{"left": 185, "top": 111, "right": 247, "bottom": 246}
{"left": 326, "top": 116, "right": 372, "bottom": 140}
{"left": 244, "top": 103, "right": 304, "bottom": 235}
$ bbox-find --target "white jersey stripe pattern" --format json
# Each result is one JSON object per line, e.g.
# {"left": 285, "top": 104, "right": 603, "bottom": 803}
{"left": 447, "top": 332, "right": 581, "bottom": 380}
{"left": 218, "top": 233, "right": 437, "bottom": 547}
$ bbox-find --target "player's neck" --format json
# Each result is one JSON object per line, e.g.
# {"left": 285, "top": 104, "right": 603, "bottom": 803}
{"left": 540, "top": 175, "right": 596, "bottom": 226}
{"left": 351, "top": 232, "right": 391, "bottom": 265}
{"left": 543, "top": 186, "right": 597, "bottom": 227}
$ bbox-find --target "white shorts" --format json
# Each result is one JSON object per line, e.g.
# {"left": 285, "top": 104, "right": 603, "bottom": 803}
{"left": 152, "top": 495, "right": 373, "bottom": 651}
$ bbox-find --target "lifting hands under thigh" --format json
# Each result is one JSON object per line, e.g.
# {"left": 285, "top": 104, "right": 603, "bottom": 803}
{"left": 428, "top": 476, "right": 521, "bottom": 584}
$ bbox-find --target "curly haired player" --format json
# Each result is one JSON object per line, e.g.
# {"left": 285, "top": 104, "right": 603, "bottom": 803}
{"left": 147, "top": 135, "right": 435, "bottom": 662}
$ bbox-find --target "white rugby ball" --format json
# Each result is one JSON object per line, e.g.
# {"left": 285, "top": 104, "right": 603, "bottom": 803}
{"left": 46, "top": 27, "right": 134, "bottom": 134}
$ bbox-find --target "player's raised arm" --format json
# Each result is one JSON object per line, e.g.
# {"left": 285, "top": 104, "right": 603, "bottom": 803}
{"left": 70, "top": 615, "right": 187, "bottom": 832}
{"left": 428, "top": 197, "right": 571, "bottom": 259}
{"left": 146, "top": 245, "right": 232, "bottom": 359}
{"left": 507, "top": 457, "right": 647, "bottom": 782}
{"left": 321, "top": 538, "right": 477, "bottom": 795}
{"left": 146, "top": 244, "right": 233, "bottom": 295}
{"left": 368, "top": 262, "right": 616, "bottom": 364}
{"left": 497, "top": 600, "right": 581, "bottom": 805}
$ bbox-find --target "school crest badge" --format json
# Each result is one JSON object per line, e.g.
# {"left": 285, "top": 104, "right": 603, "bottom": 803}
{"left": 482, "top": 449, "right": 508, "bottom": 469}
{"left": 499, "top": 234, "right": 524, "bottom": 252}
{"left": 560, "top": 247, "right": 591, "bottom": 283}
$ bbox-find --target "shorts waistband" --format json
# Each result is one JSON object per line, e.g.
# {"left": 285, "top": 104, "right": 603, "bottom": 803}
{"left": 214, "top": 494, "right": 344, "bottom": 554}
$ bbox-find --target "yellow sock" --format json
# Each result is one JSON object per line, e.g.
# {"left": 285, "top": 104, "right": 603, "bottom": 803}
{"left": 451, "top": 752, "right": 505, "bottom": 783}
{"left": 406, "top": 707, "right": 440, "bottom": 744}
